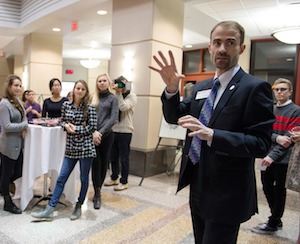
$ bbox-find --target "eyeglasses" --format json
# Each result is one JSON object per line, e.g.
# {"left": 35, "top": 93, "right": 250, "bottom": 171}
{"left": 273, "top": 88, "right": 288, "bottom": 92}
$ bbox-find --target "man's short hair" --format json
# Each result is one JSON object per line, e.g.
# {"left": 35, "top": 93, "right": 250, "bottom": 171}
{"left": 274, "top": 78, "right": 293, "bottom": 91}
{"left": 210, "top": 21, "right": 245, "bottom": 45}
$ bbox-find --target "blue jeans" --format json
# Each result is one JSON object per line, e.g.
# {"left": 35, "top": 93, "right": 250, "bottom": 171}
{"left": 49, "top": 157, "right": 93, "bottom": 207}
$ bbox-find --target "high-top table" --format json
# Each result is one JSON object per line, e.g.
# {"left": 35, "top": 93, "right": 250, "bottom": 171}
{"left": 20, "top": 124, "right": 78, "bottom": 211}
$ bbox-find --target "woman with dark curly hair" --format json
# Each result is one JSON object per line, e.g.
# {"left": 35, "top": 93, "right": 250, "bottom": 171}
{"left": 0, "top": 74, "right": 28, "bottom": 214}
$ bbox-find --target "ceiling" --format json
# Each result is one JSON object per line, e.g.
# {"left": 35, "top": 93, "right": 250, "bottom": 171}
{"left": 0, "top": 0, "right": 299, "bottom": 61}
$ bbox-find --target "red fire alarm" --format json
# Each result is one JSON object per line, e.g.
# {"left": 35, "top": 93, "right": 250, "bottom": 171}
{"left": 65, "top": 69, "right": 73, "bottom": 74}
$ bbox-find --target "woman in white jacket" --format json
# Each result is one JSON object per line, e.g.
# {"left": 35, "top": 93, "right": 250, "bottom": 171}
{"left": 104, "top": 76, "right": 137, "bottom": 191}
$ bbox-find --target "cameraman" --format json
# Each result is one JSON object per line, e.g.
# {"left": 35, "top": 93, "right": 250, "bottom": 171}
{"left": 104, "top": 76, "right": 137, "bottom": 191}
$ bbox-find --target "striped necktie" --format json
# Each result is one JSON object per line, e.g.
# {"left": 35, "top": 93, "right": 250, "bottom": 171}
{"left": 188, "top": 78, "right": 220, "bottom": 164}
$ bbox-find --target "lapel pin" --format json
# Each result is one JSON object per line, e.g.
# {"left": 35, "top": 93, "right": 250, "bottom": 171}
{"left": 229, "top": 85, "right": 235, "bottom": 91}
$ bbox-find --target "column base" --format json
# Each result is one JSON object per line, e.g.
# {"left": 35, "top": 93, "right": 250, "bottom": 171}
{"left": 129, "top": 148, "right": 176, "bottom": 177}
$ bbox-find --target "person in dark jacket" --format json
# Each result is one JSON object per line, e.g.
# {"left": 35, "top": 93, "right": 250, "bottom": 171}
{"left": 149, "top": 21, "right": 275, "bottom": 243}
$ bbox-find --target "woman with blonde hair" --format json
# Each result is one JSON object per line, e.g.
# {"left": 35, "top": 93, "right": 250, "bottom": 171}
{"left": 91, "top": 73, "right": 118, "bottom": 209}
{"left": 0, "top": 74, "right": 28, "bottom": 214}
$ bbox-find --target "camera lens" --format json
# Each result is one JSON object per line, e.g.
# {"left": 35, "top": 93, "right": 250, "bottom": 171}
{"left": 118, "top": 82, "right": 125, "bottom": 88}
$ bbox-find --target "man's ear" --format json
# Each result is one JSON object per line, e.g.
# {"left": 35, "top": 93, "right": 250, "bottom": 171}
{"left": 239, "top": 44, "right": 246, "bottom": 55}
{"left": 208, "top": 44, "right": 212, "bottom": 54}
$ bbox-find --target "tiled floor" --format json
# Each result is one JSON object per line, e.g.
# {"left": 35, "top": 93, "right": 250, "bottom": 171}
{"left": 0, "top": 164, "right": 299, "bottom": 244}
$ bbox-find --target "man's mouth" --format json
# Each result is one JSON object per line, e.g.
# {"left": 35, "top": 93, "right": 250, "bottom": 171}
{"left": 217, "top": 56, "right": 228, "bottom": 61}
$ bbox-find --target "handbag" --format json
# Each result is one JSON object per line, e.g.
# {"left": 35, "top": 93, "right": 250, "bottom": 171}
{"left": 286, "top": 143, "right": 300, "bottom": 192}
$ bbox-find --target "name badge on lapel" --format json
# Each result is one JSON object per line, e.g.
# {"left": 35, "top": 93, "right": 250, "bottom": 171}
{"left": 195, "top": 89, "right": 211, "bottom": 100}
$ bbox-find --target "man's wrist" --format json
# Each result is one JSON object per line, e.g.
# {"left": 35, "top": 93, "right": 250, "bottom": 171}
{"left": 166, "top": 85, "right": 179, "bottom": 93}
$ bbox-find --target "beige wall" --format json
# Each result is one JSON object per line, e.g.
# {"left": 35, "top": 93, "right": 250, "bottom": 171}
{"left": 14, "top": 55, "right": 23, "bottom": 82}
{"left": 239, "top": 36, "right": 251, "bottom": 73}
{"left": 0, "top": 56, "right": 10, "bottom": 96}
{"left": 23, "top": 33, "right": 63, "bottom": 97}
{"left": 86, "top": 60, "right": 110, "bottom": 96}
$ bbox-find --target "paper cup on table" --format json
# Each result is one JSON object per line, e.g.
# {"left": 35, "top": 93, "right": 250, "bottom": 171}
{"left": 256, "top": 158, "right": 267, "bottom": 171}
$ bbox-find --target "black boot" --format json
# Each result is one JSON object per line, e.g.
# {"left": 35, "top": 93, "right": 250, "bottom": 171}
{"left": 3, "top": 195, "right": 22, "bottom": 214}
{"left": 93, "top": 188, "right": 101, "bottom": 209}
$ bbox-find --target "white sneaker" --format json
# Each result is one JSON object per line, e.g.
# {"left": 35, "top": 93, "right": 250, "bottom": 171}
{"left": 104, "top": 179, "right": 119, "bottom": 186}
{"left": 114, "top": 183, "right": 128, "bottom": 191}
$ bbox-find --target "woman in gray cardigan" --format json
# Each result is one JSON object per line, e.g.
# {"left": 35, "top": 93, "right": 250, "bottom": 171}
{"left": 0, "top": 74, "right": 28, "bottom": 214}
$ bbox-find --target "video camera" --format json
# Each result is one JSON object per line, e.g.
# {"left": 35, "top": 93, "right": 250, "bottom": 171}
{"left": 114, "top": 76, "right": 131, "bottom": 91}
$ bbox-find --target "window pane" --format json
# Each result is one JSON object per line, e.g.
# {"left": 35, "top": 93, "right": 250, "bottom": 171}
{"left": 251, "top": 40, "right": 297, "bottom": 102}
{"left": 254, "top": 41, "right": 296, "bottom": 70}
{"left": 183, "top": 51, "right": 200, "bottom": 73}
{"left": 203, "top": 50, "right": 214, "bottom": 72}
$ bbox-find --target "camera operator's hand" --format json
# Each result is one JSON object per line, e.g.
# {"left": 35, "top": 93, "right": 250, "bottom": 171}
{"left": 112, "top": 83, "right": 123, "bottom": 94}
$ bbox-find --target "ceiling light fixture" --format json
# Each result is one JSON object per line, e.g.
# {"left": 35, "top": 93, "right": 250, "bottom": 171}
{"left": 271, "top": 27, "right": 300, "bottom": 44}
{"left": 80, "top": 58, "right": 101, "bottom": 69}
{"left": 97, "top": 10, "right": 107, "bottom": 15}
{"left": 52, "top": 27, "right": 61, "bottom": 32}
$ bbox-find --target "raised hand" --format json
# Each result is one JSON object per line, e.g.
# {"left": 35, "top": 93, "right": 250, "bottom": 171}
{"left": 149, "top": 50, "right": 185, "bottom": 93}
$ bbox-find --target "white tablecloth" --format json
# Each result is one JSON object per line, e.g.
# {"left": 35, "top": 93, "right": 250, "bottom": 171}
{"left": 21, "top": 124, "right": 77, "bottom": 210}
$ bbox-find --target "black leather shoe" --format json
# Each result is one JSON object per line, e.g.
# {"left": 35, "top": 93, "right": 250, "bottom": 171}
{"left": 4, "top": 203, "right": 22, "bottom": 214}
{"left": 277, "top": 220, "right": 283, "bottom": 229}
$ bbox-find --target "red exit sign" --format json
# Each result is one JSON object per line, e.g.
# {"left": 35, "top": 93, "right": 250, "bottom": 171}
{"left": 65, "top": 69, "right": 73, "bottom": 74}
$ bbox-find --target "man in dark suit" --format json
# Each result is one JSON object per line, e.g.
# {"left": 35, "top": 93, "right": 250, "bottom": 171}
{"left": 149, "top": 21, "right": 275, "bottom": 243}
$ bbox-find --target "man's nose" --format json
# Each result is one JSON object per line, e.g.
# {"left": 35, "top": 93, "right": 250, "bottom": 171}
{"left": 219, "top": 43, "right": 227, "bottom": 52}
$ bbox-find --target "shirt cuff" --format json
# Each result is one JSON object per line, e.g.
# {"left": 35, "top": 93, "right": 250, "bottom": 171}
{"left": 164, "top": 88, "right": 178, "bottom": 99}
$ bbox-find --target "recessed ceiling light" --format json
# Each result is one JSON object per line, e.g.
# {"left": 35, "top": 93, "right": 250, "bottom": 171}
{"left": 90, "top": 41, "right": 98, "bottom": 48}
{"left": 185, "top": 44, "right": 193, "bottom": 48}
{"left": 52, "top": 28, "right": 61, "bottom": 32}
{"left": 97, "top": 10, "right": 107, "bottom": 15}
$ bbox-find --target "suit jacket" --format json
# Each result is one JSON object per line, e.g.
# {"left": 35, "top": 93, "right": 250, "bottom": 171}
{"left": 0, "top": 98, "right": 28, "bottom": 160}
{"left": 162, "top": 68, "right": 275, "bottom": 224}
